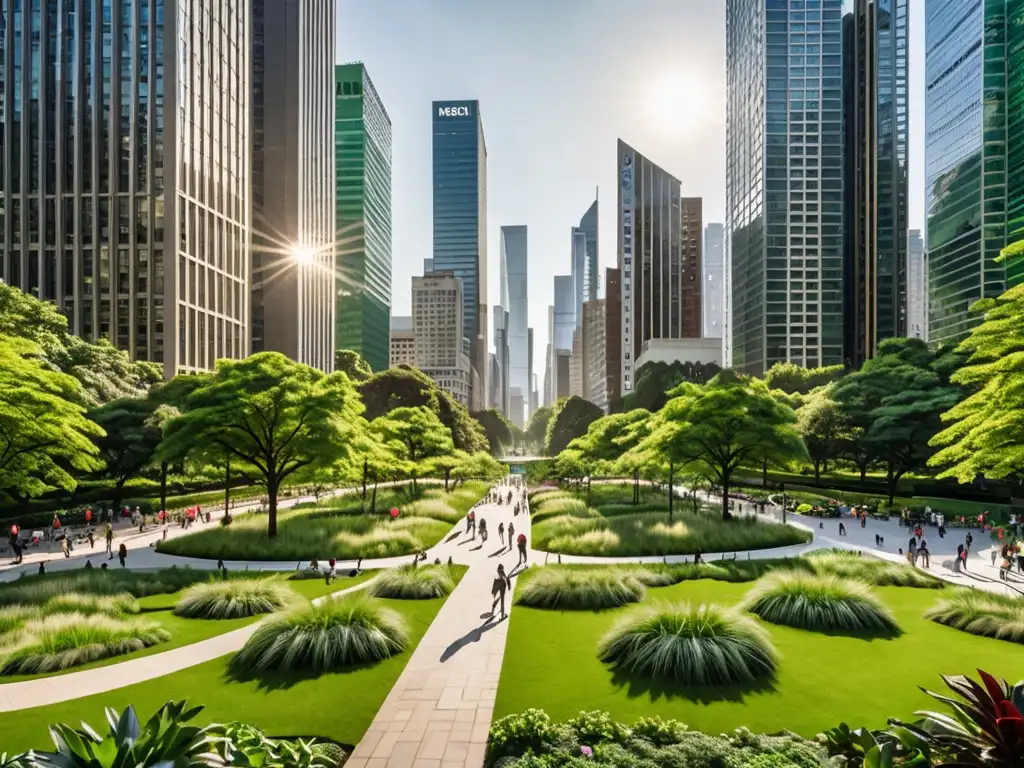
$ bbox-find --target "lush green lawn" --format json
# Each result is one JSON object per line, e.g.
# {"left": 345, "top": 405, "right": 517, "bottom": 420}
{"left": 0, "top": 571, "right": 379, "bottom": 683}
{"left": 496, "top": 576, "right": 1024, "bottom": 737}
{"left": 0, "top": 572, "right": 464, "bottom": 752}
{"left": 158, "top": 483, "right": 488, "bottom": 561}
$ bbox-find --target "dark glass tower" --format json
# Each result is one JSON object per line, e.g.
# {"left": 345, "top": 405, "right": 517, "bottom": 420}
{"left": 727, "top": 0, "right": 845, "bottom": 375}
{"left": 0, "top": 0, "right": 252, "bottom": 375}
{"left": 1007, "top": 2, "right": 1024, "bottom": 287}
{"left": 842, "top": 0, "right": 909, "bottom": 368}
{"left": 335, "top": 62, "right": 392, "bottom": 372}
{"left": 432, "top": 100, "right": 487, "bottom": 409}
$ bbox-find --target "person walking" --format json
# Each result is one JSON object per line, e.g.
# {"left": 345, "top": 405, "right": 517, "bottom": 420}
{"left": 105, "top": 524, "right": 115, "bottom": 559}
{"left": 11, "top": 537, "right": 23, "bottom": 565}
{"left": 907, "top": 535, "right": 917, "bottom": 566}
{"left": 466, "top": 511, "right": 473, "bottom": 535}
{"left": 87, "top": 529, "right": 95, "bottom": 549}
{"left": 516, "top": 532, "right": 528, "bottom": 567}
{"left": 118, "top": 542, "right": 127, "bottom": 568}
{"left": 918, "top": 538, "right": 930, "bottom": 568}
{"left": 965, "top": 532, "right": 973, "bottom": 554}
{"left": 479, "top": 519, "right": 488, "bottom": 545}
{"left": 490, "top": 564, "right": 511, "bottom": 620}
{"left": 508, "top": 522, "right": 515, "bottom": 552}
{"left": 498, "top": 522, "right": 505, "bottom": 546}
{"left": 60, "top": 535, "right": 70, "bottom": 559}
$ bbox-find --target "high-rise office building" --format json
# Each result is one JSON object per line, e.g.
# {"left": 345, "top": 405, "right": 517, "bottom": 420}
{"left": 906, "top": 230, "right": 926, "bottom": 340}
{"left": 569, "top": 329, "right": 583, "bottom": 397}
{"left": 703, "top": 223, "right": 725, "bottom": 339}
{"left": 251, "top": 0, "right": 335, "bottom": 372}
{"left": 617, "top": 140, "right": 702, "bottom": 394}
{"left": 389, "top": 315, "right": 415, "bottom": 367}
{"left": 334, "top": 62, "right": 393, "bottom": 372}
{"left": 571, "top": 228, "right": 589, "bottom": 329}
{"left": 579, "top": 195, "right": 600, "bottom": 301}
{"left": 843, "top": 0, "right": 909, "bottom": 368}
{"left": 524, "top": 326, "right": 535, "bottom": 427}
{"left": 544, "top": 305, "right": 554, "bottom": 406}
{"left": 492, "top": 304, "right": 510, "bottom": 415}
{"left": 726, "top": 0, "right": 845, "bottom": 375}
{"left": 432, "top": 100, "right": 488, "bottom": 408}
{"left": 412, "top": 271, "right": 471, "bottom": 406}
{"left": 553, "top": 275, "right": 575, "bottom": 352}
{"left": 582, "top": 299, "right": 608, "bottom": 411}
{"left": 0, "top": 0, "right": 251, "bottom": 375}
{"left": 604, "top": 267, "right": 622, "bottom": 408}
{"left": 423, "top": 258, "right": 434, "bottom": 274}
{"left": 501, "top": 226, "right": 529, "bottom": 426}
{"left": 926, "top": 1, "right": 1024, "bottom": 345}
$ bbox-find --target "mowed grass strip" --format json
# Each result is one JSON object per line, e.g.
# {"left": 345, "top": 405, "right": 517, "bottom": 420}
{"left": 494, "top": 578, "right": 1024, "bottom": 737}
{"left": 0, "top": 583, "right": 458, "bottom": 753}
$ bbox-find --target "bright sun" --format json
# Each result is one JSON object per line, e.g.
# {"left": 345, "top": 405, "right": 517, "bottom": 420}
{"left": 646, "top": 72, "right": 706, "bottom": 132}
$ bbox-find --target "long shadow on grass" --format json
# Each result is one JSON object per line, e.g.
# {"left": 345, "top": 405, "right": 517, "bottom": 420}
{"left": 224, "top": 656, "right": 387, "bottom": 692}
{"left": 607, "top": 667, "right": 777, "bottom": 704}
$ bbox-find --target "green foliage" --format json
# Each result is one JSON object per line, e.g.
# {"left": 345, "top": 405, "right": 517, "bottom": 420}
{"left": 487, "top": 708, "right": 572, "bottom": 765}
{"left": 173, "top": 579, "right": 301, "bottom": 620}
{"left": 367, "top": 565, "right": 456, "bottom": 599}
{"left": 359, "top": 366, "right": 488, "bottom": 453}
{"left": 545, "top": 397, "right": 604, "bottom": 456}
{"left": 764, "top": 361, "right": 845, "bottom": 395}
{"left": 741, "top": 571, "right": 901, "bottom": 634}
{"left": 924, "top": 590, "right": 1024, "bottom": 643}
{"left": 526, "top": 406, "right": 554, "bottom": 450}
{"left": 515, "top": 568, "right": 648, "bottom": 611}
{"left": 797, "top": 389, "right": 852, "bottom": 482}
{"left": 232, "top": 595, "right": 408, "bottom": 673}
{"left": 929, "top": 274, "right": 1024, "bottom": 484}
{"left": 372, "top": 406, "right": 455, "bottom": 484}
{"left": 623, "top": 360, "right": 722, "bottom": 412}
{"left": 807, "top": 552, "right": 944, "bottom": 589}
{"left": 88, "top": 397, "right": 164, "bottom": 509}
{"left": 472, "top": 408, "right": 515, "bottom": 455}
{"left": 334, "top": 349, "right": 373, "bottom": 382}
{"left": 597, "top": 602, "right": 778, "bottom": 685}
{"left": 221, "top": 722, "right": 343, "bottom": 768}
{"left": 157, "top": 352, "right": 364, "bottom": 537}
{"left": 530, "top": 496, "right": 592, "bottom": 523}
{"left": 630, "top": 716, "right": 690, "bottom": 746}
{"left": 0, "top": 568, "right": 228, "bottom": 607}
{"left": 0, "top": 613, "right": 170, "bottom": 675}
{"left": 0, "top": 335, "right": 105, "bottom": 502}
{"left": 565, "top": 710, "right": 632, "bottom": 746}
{"left": 42, "top": 592, "right": 140, "bottom": 618}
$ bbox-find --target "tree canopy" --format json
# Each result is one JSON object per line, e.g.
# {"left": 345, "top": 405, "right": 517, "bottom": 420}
{"left": 158, "top": 352, "right": 363, "bottom": 536}
{"left": 764, "top": 361, "right": 845, "bottom": 395}
{"left": 89, "top": 398, "right": 164, "bottom": 510}
{"left": 796, "top": 388, "right": 849, "bottom": 483}
{"left": 471, "top": 409, "right": 514, "bottom": 455}
{"left": 622, "top": 360, "right": 722, "bottom": 413}
{"left": 545, "top": 396, "right": 605, "bottom": 456}
{"left": 0, "top": 336, "right": 104, "bottom": 502}
{"left": 525, "top": 405, "right": 553, "bottom": 451}
{"left": 358, "top": 366, "right": 488, "bottom": 453}
{"left": 372, "top": 406, "right": 455, "bottom": 489}
{"left": 334, "top": 349, "right": 373, "bottom": 382}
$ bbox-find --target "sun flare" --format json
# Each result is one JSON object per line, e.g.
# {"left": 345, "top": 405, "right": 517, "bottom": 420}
{"left": 646, "top": 72, "right": 706, "bottom": 132}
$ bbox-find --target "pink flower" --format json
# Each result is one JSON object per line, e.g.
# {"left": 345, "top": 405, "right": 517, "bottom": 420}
{"left": 580, "top": 746, "right": 594, "bottom": 758}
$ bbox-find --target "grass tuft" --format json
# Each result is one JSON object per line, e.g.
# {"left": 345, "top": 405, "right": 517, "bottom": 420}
{"left": 404, "top": 499, "right": 462, "bottom": 524}
{"left": 232, "top": 595, "right": 408, "bottom": 673}
{"left": 924, "top": 590, "right": 1024, "bottom": 644}
{"left": 598, "top": 602, "right": 777, "bottom": 685}
{"left": 0, "top": 613, "right": 170, "bottom": 674}
{"left": 173, "top": 579, "right": 301, "bottom": 620}
{"left": 367, "top": 565, "right": 456, "bottom": 599}
{"left": 516, "top": 569, "right": 647, "bottom": 611}
{"left": 808, "top": 553, "right": 944, "bottom": 589}
{"left": 44, "top": 592, "right": 140, "bottom": 618}
{"left": 741, "top": 571, "right": 900, "bottom": 634}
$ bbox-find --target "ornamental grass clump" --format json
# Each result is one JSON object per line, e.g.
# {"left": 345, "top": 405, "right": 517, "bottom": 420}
{"left": 531, "top": 497, "right": 592, "bottom": 524}
{"left": 741, "top": 571, "right": 900, "bottom": 634}
{"left": 0, "top": 613, "right": 170, "bottom": 674}
{"left": 924, "top": 589, "right": 1024, "bottom": 644}
{"left": 516, "top": 568, "right": 647, "bottom": 611}
{"left": 808, "top": 552, "right": 943, "bottom": 589}
{"left": 404, "top": 499, "right": 462, "bottom": 524}
{"left": 232, "top": 595, "right": 408, "bottom": 673}
{"left": 44, "top": 592, "right": 140, "bottom": 618}
{"left": 173, "top": 579, "right": 301, "bottom": 620}
{"left": 367, "top": 565, "right": 456, "bottom": 599}
{"left": 598, "top": 602, "right": 777, "bottom": 685}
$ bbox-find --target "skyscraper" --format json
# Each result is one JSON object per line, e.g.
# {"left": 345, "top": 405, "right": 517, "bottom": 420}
{"left": 617, "top": 140, "right": 702, "bottom": 395}
{"left": 432, "top": 100, "right": 488, "bottom": 408}
{"left": 582, "top": 299, "right": 608, "bottom": 411}
{"left": 251, "top": 0, "right": 336, "bottom": 372}
{"left": 579, "top": 195, "right": 600, "bottom": 301}
{"left": 0, "top": 0, "right": 251, "bottom": 375}
{"left": 703, "top": 223, "right": 725, "bottom": 339}
{"left": 413, "top": 271, "right": 471, "bottom": 406}
{"left": 571, "top": 228, "right": 588, "bottom": 330}
{"left": 501, "top": 226, "right": 529, "bottom": 426}
{"left": 907, "top": 230, "right": 926, "bottom": 340}
{"left": 926, "top": 1, "right": 1023, "bottom": 344}
{"left": 843, "top": 0, "right": 909, "bottom": 368}
{"left": 727, "top": 0, "right": 845, "bottom": 375}
{"left": 492, "top": 304, "right": 510, "bottom": 416}
{"left": 335, "top": 62, "right": 393, "bottom": 372}
{"left": 604, "top": 267, "right": 622, "bottom": 408}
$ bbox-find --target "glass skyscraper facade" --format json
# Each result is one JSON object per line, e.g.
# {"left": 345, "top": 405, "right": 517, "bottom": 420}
{"left": 500, "top": 225, "right": 529, "bottom": 426}
{"left": 335, "top": 62, "right": 392, "bottom": 372}
{"left": 727, "top": 0, "right": 844, "bottom": 375}
{"left": 1006, "top": 3, "right": 1024, "bottom": 287}
{"left": 578, "top": 196, "right": 599, "bottom": 302}
{"left": 432, "top": 100, "right": 487, "bottom": 408}
{"left": 925, "top": 0, "right": 1019, "bottom": 344}
{"left": 0, "top": 0, "right": 251, "bottom": 375}
{"left": 842, "top": 0, "right": 909, "bottom": 368}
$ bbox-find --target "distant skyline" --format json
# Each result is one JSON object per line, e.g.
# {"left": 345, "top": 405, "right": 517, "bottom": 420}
{"left": 337, "top": 0, "right": 926, "bottom": 377}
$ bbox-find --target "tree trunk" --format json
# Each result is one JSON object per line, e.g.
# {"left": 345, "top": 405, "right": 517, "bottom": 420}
{"left": 444, "top": 469, "right": 451, "bottom": 493}
{"left": 159, "top": 461, "right": 168, "bottom": 514}
{"left": 668, "top": 460, "right": 675, "bottom": 522}
{"left": 267, "top": 473, "right": 279, "bottom": 538}
{"left": 587, "top": 475, "right": 592, "bottom": 503}
{"left": 112, "top": 478, "right": 127, "bottom": 515}
{"left": 361, "top": 459, "right": 368, "bottom": 500}
{"left": 762, "top": 459, "right": 768, "bottom": 487}
{"left": 887, "top": 464, "right": 898, "bottom": 507}
{"left": 224, "top": 457, "right": 231, "bottom": 518}
{"left": 371, "top": 479, "right": 379, "bottom": 513}
{"left": 691, "top": 482, "right": 699, "bottom": 514}
{"left": 814, "top": 461, "right": 821, "bottom": 484}
{"left": 859, "top": 462, "right": 867, "bottom": 483}
{"left": 633, "top": 468, "right": 639, "bottom": 505}
{"left": 721, "top": 468, "right": 732, "bottom": 520}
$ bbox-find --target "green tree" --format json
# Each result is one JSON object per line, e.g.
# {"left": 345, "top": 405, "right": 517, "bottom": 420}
{"left": 554, "top": 447, "right": 592, "bottom": 496}
{"left": 471, "top": 408, "right": 514, "bottom": 455}
{"left": 763, "top": 361, "right": 846, "bottom": 395}
{"left": 930, "top": 262, "right": 1024, "bottom": 484}
{"left": 359, "top": 366, "right": 487, "bottom": 453}
{"left": 637, "top": 373, "right": 807, "bottom": 519}
{"left": 796, "top": 388, "right": 849, "bottom": 483}
{"left": 372, "top": 406, "right": 454, "bottom": 491}
{"left": 623, "top": 360, "right": 722, "bottom": 412}
{"left": 89, "top": 398, "right": 164, "bottom": 511}
{"left": 334, "top": 349, "right": 373, "bottom": 382}
{"left": 0, "top": 336, "right": 104, "bottom": 501}
{"left": 545, "top": 396, "right": 604, "bottom": 456}
{"left": 158, "top": 352, "right": 363, "bottom": 537}
{"left": 525, "top": 405, "right": 553, "bottom": 452}
{"left": 568, "top": 409, "right": 651, "bottom": 503}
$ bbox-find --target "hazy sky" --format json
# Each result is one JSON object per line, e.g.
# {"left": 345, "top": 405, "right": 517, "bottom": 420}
{"left": 337, "top": 0, "right": 926, "bottom": 377}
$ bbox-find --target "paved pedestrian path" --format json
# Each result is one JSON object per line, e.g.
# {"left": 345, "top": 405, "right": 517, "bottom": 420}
{"left": 346, "top": 483, "right": 528, "bottom": 768}
{"left": 0, "top": 576, "right": 374, "bottom": 712}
